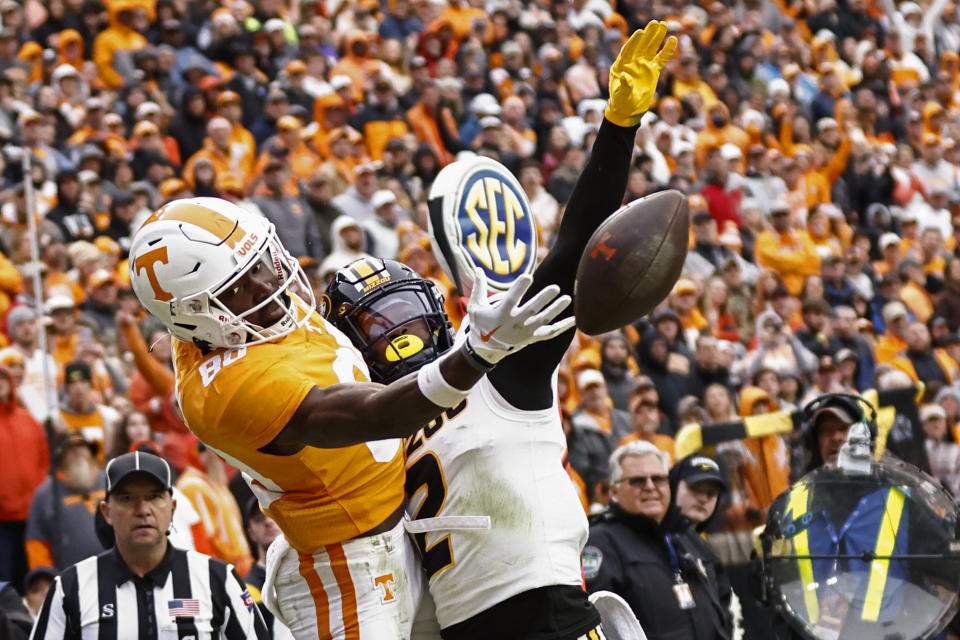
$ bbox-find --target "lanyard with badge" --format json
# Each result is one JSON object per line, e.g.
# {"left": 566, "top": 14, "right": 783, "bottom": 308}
{"left": 665, "top": 533, "right": 696, "bottom": 610}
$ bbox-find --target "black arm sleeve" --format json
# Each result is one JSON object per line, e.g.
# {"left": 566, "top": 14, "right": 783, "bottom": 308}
{"left": 488, "top": 119, "right": 639, "bottom": 409}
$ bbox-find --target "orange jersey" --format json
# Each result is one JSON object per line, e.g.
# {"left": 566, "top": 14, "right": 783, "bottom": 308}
{"left": 173, "top": 301, "right": 406, "bottom": 555}
{"left": 60, "top": 406, "right": 112, "bottom": 463}
{"left": 176, "top": 467, "right": 253, "bottom": 576}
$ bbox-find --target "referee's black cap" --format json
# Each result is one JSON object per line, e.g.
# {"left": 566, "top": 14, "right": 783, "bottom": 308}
{"left": 105, "top": 451, "right": 173, "bottom": 497}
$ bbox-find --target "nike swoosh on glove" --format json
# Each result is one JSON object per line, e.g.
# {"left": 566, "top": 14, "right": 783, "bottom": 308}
{"left": 463, "top": 267, "right": 576, "bottom": 366}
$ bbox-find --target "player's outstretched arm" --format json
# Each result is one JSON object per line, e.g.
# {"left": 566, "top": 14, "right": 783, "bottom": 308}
{"left": 539, "top": 20, "right": 677, "bottom": 299}
{"left": 261, "top": 271, "right": 574, "bottom": 453}
{"left": 489, "top": 22, "right": 676, "bottom": 410}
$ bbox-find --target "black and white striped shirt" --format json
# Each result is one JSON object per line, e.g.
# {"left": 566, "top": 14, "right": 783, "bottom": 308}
{"left": 30, "top": 544, "right": 268, "bottom": 640}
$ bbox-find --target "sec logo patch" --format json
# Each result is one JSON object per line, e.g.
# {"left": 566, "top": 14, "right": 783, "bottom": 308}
{"left": 428, "top": 157, "right": 538, "bottom": 294}
{"left": 454, "top": 169, "right": 536, "bottom": 292}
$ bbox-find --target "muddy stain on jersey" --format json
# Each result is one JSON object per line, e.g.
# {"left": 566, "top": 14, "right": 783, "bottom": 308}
{"left": 455, "top": 451, "right": 533, "bottom": 532}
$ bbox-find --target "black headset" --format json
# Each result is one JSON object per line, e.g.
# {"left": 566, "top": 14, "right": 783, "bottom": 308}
{"left": 800, "top": 392, "right": 878, "bottom": 436}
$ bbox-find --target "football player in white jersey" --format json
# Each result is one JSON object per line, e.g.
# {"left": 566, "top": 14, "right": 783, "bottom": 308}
{"left": 323, "top": 22, "right": 677, "bottom": 640}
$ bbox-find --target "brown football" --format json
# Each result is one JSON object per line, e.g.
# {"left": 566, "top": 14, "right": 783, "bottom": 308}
{"left": 574, "top": 189, "right": 690, "bottom": 335}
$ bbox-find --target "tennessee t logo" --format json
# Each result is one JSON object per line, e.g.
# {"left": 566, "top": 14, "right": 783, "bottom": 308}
{"left": 590, "top": 232, "right": 616, "bottom": 261}
{"left": 479, "top": 325, "right": 501, "bottom": 342}
{"left": 374, "top": 574, "right": 395, "bottom": 603}
{"left": 134, "top": 246, "right": 172, "bottom": 301}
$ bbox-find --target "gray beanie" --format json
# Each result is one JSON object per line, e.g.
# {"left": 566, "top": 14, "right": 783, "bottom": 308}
{"left": 6, "top": 305, "right": 36, "bottom": 335}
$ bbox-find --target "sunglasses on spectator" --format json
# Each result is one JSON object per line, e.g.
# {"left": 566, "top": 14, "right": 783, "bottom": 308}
{"left": 618, "top": 474, "right": 669, "bottom": 488}
{"left": 633, "top": 400, "right": 658, "bottom": 411}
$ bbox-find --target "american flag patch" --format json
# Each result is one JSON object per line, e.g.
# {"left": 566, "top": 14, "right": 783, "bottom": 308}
{"left": 241, "top": 590, "right": 255, "bottom": 611}
{"left": 168, "top": 599, "right": 200, "bottom": 617}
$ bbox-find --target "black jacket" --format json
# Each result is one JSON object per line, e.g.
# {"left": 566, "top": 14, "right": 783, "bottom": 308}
{"left": 167, "top": 88, "right": 209, "bottom": 162}
{"left": 636, "top": 327, "right": 686, "bottom": 428}
{"left": 584, "top": 503, "right": 732, "bottom": 640}
{"left": 0, "top": 581, "right": 32, "bottom": 640}
{"left": 567, "top": 406, "right": 633, "bottom": 493}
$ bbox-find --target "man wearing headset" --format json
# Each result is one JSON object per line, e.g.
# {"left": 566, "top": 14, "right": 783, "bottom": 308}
{"left": 802, "top": 395, "right": 865, "bottom": 472}
{"left": 761, "top": 393, "right": 960, "bottom": 639}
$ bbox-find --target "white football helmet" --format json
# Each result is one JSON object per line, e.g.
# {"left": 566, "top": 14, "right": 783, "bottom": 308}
{"left": 128, "top": 197, "right": 315, "bottom": 349}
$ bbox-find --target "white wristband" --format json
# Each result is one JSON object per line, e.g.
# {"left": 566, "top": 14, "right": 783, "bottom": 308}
{"left": 417, "top": 358, "right": 470, "bottom": 407}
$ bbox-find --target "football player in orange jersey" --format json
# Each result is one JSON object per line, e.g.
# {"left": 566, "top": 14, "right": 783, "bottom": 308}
{"left": 127, "top": 197, "right": 575, "bottom": 640}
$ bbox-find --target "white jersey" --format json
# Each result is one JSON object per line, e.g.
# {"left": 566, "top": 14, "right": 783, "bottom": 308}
{"left": 403, "top": 374, "right": 588, "bottom": 629}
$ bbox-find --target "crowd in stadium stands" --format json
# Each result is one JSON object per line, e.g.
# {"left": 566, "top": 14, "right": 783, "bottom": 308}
{"left": 0, "top": 0, "right": 959, "bottom": 635}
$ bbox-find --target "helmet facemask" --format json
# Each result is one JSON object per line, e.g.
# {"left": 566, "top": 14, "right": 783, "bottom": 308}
{"left": 179, "top": 233, "right": 315, "bottom": 350}
{"left": 330, "top": 277, "right": 453, "bottom": 383}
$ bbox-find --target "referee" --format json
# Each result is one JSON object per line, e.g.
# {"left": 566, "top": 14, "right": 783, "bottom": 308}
{"left": 30, "top": 451, "right": 268, "bottom": 639}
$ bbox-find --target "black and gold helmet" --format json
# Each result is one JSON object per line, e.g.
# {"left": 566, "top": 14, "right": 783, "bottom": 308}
{"left": 323, "top": 257, "right": 454, "bottom": 383}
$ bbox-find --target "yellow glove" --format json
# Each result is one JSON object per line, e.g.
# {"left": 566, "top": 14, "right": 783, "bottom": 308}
{"left": 604, "top": 21, "right": 678, "bottom": 128}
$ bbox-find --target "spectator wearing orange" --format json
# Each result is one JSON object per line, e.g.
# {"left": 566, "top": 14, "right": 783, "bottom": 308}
{"left": 320, "top": 127, "right": 360, "bottom": 196}
{"left": 0, "top": 362, "right": 48, "bottom": 589}
{"left": 440, "top": 0, "right": 486, "bottom": 39}
{"left": 805, "top": 205, "right": 843, "bottom": 259}
{"left": 406, "top": 81, "right": 455, "bottom": 166}
{"left": 669, "top": 278, "right": 709, "bottom": 334}
{"left": 176, "top": 442, "right": 254, "bottom": 576}
{"left": 891, "top": 321, "right": 959, "bottom": 384}
{"left": 44, "top": 295, "right": 91, "bottom": 372}
{"left": 59, "top": 361, "right": 120, "bottom": 464}
{"left": 93, "top": 236, "right": 127, "bottom": 287}
{"left": 215, "top": 90, "right": 255, "bottom": 177}
{"left": 874, "top": 232, "right": 903, "bottom": 277}
{"left": 700, "top": 277, "right": 741, "bottom": 343}
{"left": 811, "top": 116, "right": 853, "bottom": 188}
{"left": 706, "top": 385, "right": 789, "bottom": 603}
{"left": 875, "top": 301, "right": 911, "bottom": 364}
{"left": 922, "top": 101, "right": 947, "bottom": 139}
{"left": 350, "top": 77, "right": 409, "bottom": 161}
{"left": 736, "top": 385, "right": 790, "bottom": 508}
{"left": 0, "top": 249, "right": 22, "bottom": 322}
{"left": 789, "top": 145, "right": 832, "bottom": 207}
{"left": 18, "top": 41, "right": 44, "bottom": 84}
{"left": 500, "top": 95, "right": 537, "bottom": 158}
{"left": 695, "top": 102, "right": 749, "bottom": 167}
{"left": 920, "top": 226, "right": 947, "bottom": 275}
{"left": 619, "top": 382, "right": 674, "bottom": 466}
{"left": 182, "top": 117, "right": 235, "bottom": 190}
{"left": 92, "top": 0, "right": 147, "bottom": 89}
{"left": 331, "top": 31, "right": 382, "bottom": 104}
{"left": 311, "top": 93, "right": 351, "bottom": 158}
{"left": 899, "top": 258, "right": 934, "bottom": 322}
{"left": 672, "top": 50, "right": 717, "bottom": 105}
{"left": 263, "top": 115, "right": 322, "bottom": 181}
{"left": 755, "top": 201, "right": 822, "bottom": 296}
{"left": 115, "top": 312, "right": 185, "bottom": 433}
{"left": 130, "top": 102, "right": 169, "bottom": 144}
{"left": 56, "top": 29, "right": 85, "bottom": 71}
{"left": 129, "top": 119, "right": 173, "bottom": 168}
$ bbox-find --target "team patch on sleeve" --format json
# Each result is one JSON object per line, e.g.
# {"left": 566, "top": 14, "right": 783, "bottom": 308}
{"left": 581, "top": 546, "right": 603, "bottom": 581}
{"left": 241, "top": 589, "right": 256, "bottom": 612}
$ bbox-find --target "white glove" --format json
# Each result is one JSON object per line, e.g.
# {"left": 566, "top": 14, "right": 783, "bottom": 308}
{"left": 463, "top": 268, "right": 575, "bottom": 367}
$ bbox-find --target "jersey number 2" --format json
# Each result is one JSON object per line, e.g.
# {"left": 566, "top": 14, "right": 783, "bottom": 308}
{"left": 405, "top": 452, "right": 453, "bottom": 579}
